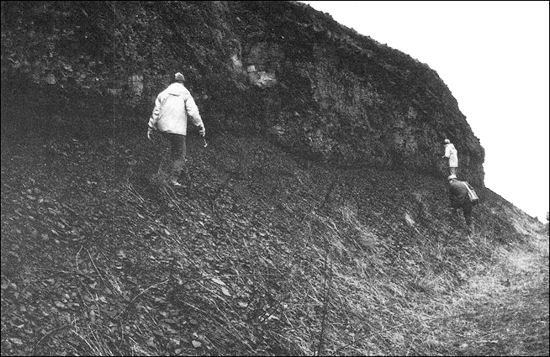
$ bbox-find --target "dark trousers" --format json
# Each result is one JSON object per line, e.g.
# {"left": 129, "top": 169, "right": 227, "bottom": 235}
{"left": 462, "top": 201, "right": 473, "bottom": 226}
{"left": 158, "top": 132, "right": 188, "bottom": 182}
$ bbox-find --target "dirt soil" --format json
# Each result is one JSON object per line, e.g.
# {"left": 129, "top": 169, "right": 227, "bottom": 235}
{"left": 1, "top": 133, "right": 548, "bottom": 356}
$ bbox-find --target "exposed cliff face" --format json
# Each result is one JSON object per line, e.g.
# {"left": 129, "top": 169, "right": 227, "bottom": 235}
{"left": 0, "top": 1, "right": 485, "bottom": 186}
{"left": 3, "top": 3, "right": 548, "bottom": 355}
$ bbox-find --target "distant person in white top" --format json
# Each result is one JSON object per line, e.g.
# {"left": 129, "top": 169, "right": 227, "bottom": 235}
{"left": 442, "top": 138, "right": 458, "bottom": 176}
{"left": 147, "top": 72, "right": 206, "bottom": 187}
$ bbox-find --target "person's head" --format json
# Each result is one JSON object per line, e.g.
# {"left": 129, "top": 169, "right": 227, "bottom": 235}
{"left": 444, "top": 138, "right": 451, "bottom": 144}
{"left": 174, "top": 72, "right": 185, "bottom": 83}
{"left": 447, "top": 174, "right": 457, "bottom": 183}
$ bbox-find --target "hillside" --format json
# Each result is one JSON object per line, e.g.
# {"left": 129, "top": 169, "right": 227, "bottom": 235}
{"left": 1, "top": 1, "right": 548, "bottom": 356}
{"left": 1, "top": 0, "right": 484, "bottom": 186}
{"left": 1, "top": 133, "right": 547, "bottom": 355}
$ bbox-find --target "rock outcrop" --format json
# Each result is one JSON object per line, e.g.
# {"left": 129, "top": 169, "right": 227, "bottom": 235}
{"left": 0, "top": 1, "right": 485, "bottom": 186}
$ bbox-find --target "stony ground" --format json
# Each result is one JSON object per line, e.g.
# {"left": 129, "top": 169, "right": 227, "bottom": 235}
{"left": 1, "top": 132, "right": 548, "bottom": 356}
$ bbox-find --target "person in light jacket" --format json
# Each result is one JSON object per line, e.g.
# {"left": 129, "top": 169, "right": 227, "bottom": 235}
{"left": 447, "top": 174, "right": 474, "bottom": 232}
{"left": 147, "top": 72, "right": 205, "bottom": 186}
{"left": 442, "top": 138, "right": 458, "bottom": 176}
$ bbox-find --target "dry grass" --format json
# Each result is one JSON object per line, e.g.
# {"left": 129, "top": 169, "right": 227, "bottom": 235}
{"left": 2, "top": 134, "right": 547, "bottom": 356}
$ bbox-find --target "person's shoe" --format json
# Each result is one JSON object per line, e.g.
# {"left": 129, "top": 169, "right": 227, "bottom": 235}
{"left": 170, "top": 179, "right": 182, "bottom": 187}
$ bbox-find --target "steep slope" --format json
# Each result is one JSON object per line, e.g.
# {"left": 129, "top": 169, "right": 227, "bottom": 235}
{"left": 1, "top": 0, "right": 484, "bottom": 186}
{"left": 2, "top": 1, "right": 546, "bottom": 355}
{"left": 1, "top": 133, "right": 546, "bottom": 355}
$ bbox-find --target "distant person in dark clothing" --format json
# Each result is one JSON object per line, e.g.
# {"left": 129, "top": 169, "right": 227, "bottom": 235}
{"left": 442, "top": 139, "right": 458, "bottom": 176}
{"left": 147, "top": 72, "right": 205, "bottom": 186}
{"left": 447, "top": 174, "right": 474, "bottom": 233}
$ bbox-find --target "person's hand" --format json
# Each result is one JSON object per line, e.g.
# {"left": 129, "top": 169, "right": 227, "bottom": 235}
{"left": 147, "top": 127, "right": 153, "bottom": 140}
{"left": 199, "top": 125, "right": 206, "bottom": 137}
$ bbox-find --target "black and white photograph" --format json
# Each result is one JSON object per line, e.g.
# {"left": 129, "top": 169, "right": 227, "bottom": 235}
{"left": 1, "top": 1, "right": 548, "bottom": 355}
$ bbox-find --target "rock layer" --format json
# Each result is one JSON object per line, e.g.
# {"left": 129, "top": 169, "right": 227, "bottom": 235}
{"left": 0, "top": 1, "right": 484, "bottom": 186}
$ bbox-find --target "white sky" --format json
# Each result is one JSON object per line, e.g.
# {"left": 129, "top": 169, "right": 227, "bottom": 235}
{"left": 303, "top": 1, "right": 549, "bottom": 222}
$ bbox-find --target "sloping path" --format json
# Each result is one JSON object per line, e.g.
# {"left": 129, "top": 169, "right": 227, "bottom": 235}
{"left": 434, "top": 232, "right": 549, "bottom": 355}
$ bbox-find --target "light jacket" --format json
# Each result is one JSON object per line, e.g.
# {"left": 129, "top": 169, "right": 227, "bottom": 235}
{"left": 148, "top": 83, "right": 204, "bottom": 135}
{"left": 448, "top": 179, "right": 469, "bottom": 208}
{"left": 444, "top": 143, "right": 458, "bottom": 167}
